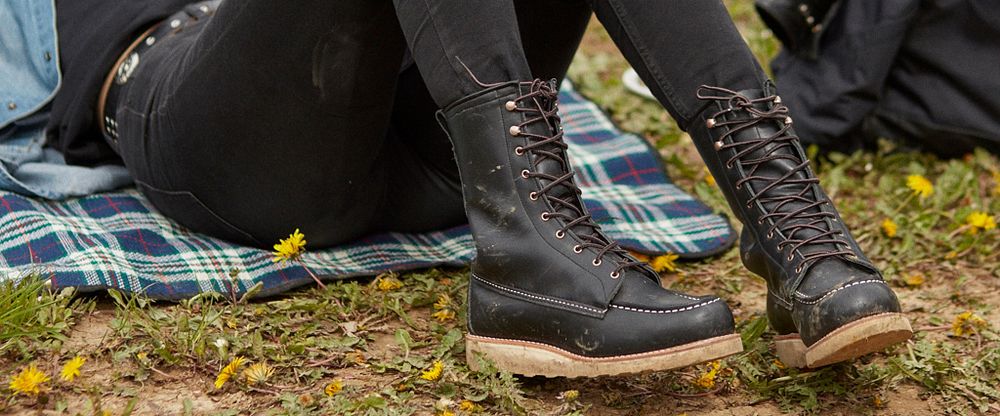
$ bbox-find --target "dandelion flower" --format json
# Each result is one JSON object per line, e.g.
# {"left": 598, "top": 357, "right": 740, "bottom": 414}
{"left": 243, "top": 362, "right": 274, "bottom": 385}
{"left": 904, "top": 273, "right": 925, "bottom": 287}
{"left": 438, "top": 411, "right": 455, "bottom": 416}
{"left": 431, "top": 309, "right": 456, "bottom": 322}
{"left": 324, "top": 379, "right": 343, "bottom": 396}
{"left": 376, "top": 275, "right": 403, "bottom": 291}
{"left": 693, "top": 360, "right": 721, "bottom": 389}
{"left": 952, "top": 311, "right": 988, "bottom": 337}
{"left": 421, "top": 361, "right": 444, "bottom": 381}
{"left": 214, "top": 356, "right": 246, "bottom": 389}
{"left": 906, "top": 175, "right": 933, "bottom": 198}
{"left": 650, "top": 253, "right": 680, "bottom": 273}
{"left": 966, "top": 211, "right": 996, "bottom": 234}
{"left": 9, "top": 364, "right": 50, "bottom": 395}
{"left": 560, "top": 389, "right": 580, "bottom": 402}
{"left": 881, "top": 218, "right": 898, "bottom": 238}
{"left": 459, "top": 400, "right": 482, "bottom": 412}
{"left": 433, "top": 294, "right": 451, "bottom": 310}
{"left": 60, "top": 356, "right": 86, "bottom": 382}
{"left": 703, "top": 167, "right": 716, "bottom": 187}
{"left": 272, "top": 229, "right": 307, "bottom": 262}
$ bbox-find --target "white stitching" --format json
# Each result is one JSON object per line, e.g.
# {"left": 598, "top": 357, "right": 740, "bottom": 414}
{"left": 794, "top": 280, "right": 886, "bottom": 305}
{"left": 474, "top": 275, "right": 606, "bottom": 313}
{"left": 610, "top": 297, "right": 720, "bottom": 314}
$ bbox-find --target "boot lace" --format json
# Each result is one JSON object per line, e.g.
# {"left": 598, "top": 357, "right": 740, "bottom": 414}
{"left": 697, "top": 85, "right": 854, "bottom": 272}
{"left": 509, "top": 80, "right": 644, "bottom": 278}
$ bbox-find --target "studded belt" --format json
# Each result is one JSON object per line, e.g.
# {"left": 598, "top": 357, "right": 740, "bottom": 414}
{"left": 100, "top": 1, "right": 220, "bottom": 144}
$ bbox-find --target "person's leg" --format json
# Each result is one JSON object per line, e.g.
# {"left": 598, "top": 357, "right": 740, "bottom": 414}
{"left": 588, "top": 0, "right": 911, "bottom": 367}
{"left": 391, "top": 0, "right": 742, "bottom": 377}
{"left": 114, "top": 0, "right": 408, "bottom": 247}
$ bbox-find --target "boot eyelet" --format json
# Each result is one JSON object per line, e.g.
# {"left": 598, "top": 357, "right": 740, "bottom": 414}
{"left": 509, "top": 125, "right": 521, "bottom": 136}
{"left": 787, "top": 254, "right": 794, "bottom": 261}
{"left": 529, "top": 192, "right": 538, "bottom": 201}
{"left": 713, "top": 141, "right": 724, "bottom": 150}
{"left": 505, "top": 101, "right": 517, "bottom": 111}
{"left": 735, "top": 183, "right": 742, "bottom": 190}
{"left": 767, "top": 231, "right": 774, "bottom": 238}
{"left": 521, "top": 169, "right": 530, "bottom": 179}
{"left": 784, "top": 116, "right": 793, "bottom": 124}
{"left": 592, "top": 259, "right": 602, "bottom": 267}
{"left": 706, "top": 118, "right": 717, "bottom": 128}
{"left": 514, "top": 146, "right": 525, "bottom": 155}
{"left": 540, "top": 212, "right": 550, "bottom": 221}
{"left": 757, "top": 218, "right": 764, "bottom": 224}
{"left": 573, "top": 245, "right": 583, "bottom": 254}
{"left": 746, "top": 202, "right": 753, "bottom": 208}
{"left": 610, "top": 271, "right": 621, "bottom": 279}
{"left": 555, "top": 230, "right": 565, "bottom": 239}
{"left": 774, "top": 95, "right": 782, "bottom": 104}
{"left": 795, "top": 265, "right": 803, "bottom": 273}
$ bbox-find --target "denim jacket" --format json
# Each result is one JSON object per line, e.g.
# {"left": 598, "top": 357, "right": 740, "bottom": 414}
{"left": 0, "top": 0, "right": 132, "bottom": 200}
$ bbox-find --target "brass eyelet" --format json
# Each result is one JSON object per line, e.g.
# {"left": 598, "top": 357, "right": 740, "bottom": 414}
{"left": 592, "top": 259, "right": 602, "bottom": 267}
{"left": 529, "top": 191, "right": 538, "bottom": 201}
{"left": 714, "top": 140, "right": 724, "bottom": 150}
{"left": 735, "top": 183, "right": 742, "bottom": 190}
{"left": 706, "top": 118, "right": 717, "bottom": 128}
{"left": 767, "top": 231, "right": 774, "bottom": 239}
{"left": 509, "top": 125, "right": 521, "bottom": 136}
{"left": 774, "top": 95, "right": 782, "bottom": 104}
{"left": 573, "top": 245, "right": 583, "bottom": 254}
{"left": 795, "top": 265, "right": 803, "bottom": 273}
{"left": 784, "top": 116, "right": 793, "bottom": 124}
{"left": 514, "top": 146, "right": 525, "bottom": 155}
{"left": 757, "top": 218, "right": 764, "bottom": 224}
{"left": 610, "top": 271, "right": 621, "bottom": 279}
{"left": 540, "top": 212, "right": 550, "bottom": 221}
{"left": 505, "top": 101, "right": 517, "bottom": 111}
{"left": 521, "top": 169, "right": 530, "bottom": 179}
{"left": 555, "top": 230, "right": 565, "bottom": 239}
{"left": 787, "top": 254, "right": 794, "bottom": 261}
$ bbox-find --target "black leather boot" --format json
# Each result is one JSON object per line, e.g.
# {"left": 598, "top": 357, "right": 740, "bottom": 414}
{"left": 689, "top": 83, "right": 912, "bottom": 368}
{"left": 437, "top": 79, "right": 742, "bottom": 377}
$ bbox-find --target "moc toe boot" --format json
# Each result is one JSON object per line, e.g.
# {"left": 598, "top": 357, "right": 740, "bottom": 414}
{"left": 437, "top": 80, "right": 743, "bottom": 378}
{"left": 688, "top": 83, "right": 912, "bottom": 368}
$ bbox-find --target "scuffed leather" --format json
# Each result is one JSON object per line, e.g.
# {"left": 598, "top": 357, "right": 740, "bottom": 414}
{"left": 440, "top": 81, "right": 736, "bottom": 356}
{"left": 690, "top": 84, "right": 902, "bottom": 347}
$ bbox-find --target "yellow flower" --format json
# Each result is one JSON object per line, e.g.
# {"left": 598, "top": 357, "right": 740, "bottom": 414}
{"left": 214, "top": 356, "right": 246, "bottom": 389}
{"left": 9, "top": 364, "right": 50, "bottom": 395}
{"left": 432, "top": 309, "right": 456, "bottom": 322}
{"left": 438, "top": 411, "right": 455, "bottom": 416}
{"left": 650, "top": 253, "right": 680, "bottom": 273}
{"left": 873, "top": 394, "right": 883, "bottom": 408}
{"left": 703, "top": 167, "right": 716, "bottom": 187}
{"left": 881, "top": 218, "right": 898, "bottom": 238}
{"left": 952, "top": 311, "right": 988, "bottom": 337}
{"left": 560, "top": 389, "right": 580, "bottom": 402}
{"left": 272, "top": 229, "right": 307, "bottom": 262}
{"left": 324, "top": 379, "right": 343, "bottom": 396}
{"left": 421, "top": 361, "right": 444, "bottom": 381}
{"left": 433, "top": 294, "right": 451, "bottom": 310}
{"left": 459, "top": 400, "right": 482, "bottom": 412}
{"left": 60, "top": 356, "right": 86, "bottom": 382}
{"left": 993, "top": 171, "right": 1000, "bottom": 196}
{"left": 243, "top": 362, "right": 274, "bottom": 385}
{"left": 376, "top": 275, "right": 403, "bottom": 291}
{"left": 772, "top": 359, "right": 785, "bottom": 369}
{"left": 906, "top": 175, "right": 933, "bottom": 198}
{"left": 965, "top": 211, "right": 996, "bottom": 234}
{"left": 904, "top": 273, "right": 925, "bottom": 287}
{"left": 693, "top": 360, "right": 721, "bottom": 389}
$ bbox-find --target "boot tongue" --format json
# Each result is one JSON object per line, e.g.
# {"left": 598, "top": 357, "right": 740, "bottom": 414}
{"left": 729, "top": 88, "right": 839, "bottom": 261}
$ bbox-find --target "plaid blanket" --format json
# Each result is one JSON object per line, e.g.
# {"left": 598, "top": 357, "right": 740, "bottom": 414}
{"left": 0, "top": 83, "right": 735, "bottom": 300}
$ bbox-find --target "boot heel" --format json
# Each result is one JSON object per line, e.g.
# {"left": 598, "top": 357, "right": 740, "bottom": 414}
{"left": 773, "top": 313, "right": 913, "bottom": 368}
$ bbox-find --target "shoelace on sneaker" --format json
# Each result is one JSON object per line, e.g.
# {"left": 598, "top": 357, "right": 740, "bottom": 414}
{"left": 697, "top": 85, "right": 854, "bottom": 272}
{"left": 509, "top": 80, "right": 644, "bottom": 278}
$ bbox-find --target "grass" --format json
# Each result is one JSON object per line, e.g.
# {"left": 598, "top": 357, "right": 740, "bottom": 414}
{"left": 2, "top": 1, "right": 1000, "bottom": 414}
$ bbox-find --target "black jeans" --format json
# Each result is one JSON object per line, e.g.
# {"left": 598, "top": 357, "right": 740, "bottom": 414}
{"left": 113, "top": 0, "right": 765, "bottom": 248}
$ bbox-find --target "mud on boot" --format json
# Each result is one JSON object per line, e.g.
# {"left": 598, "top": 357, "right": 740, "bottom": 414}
{"left": 437, "top": 79, "right": 743, "bottom": 377}
{"left": 689, "top": 83, "right": 912, "bottom": 368}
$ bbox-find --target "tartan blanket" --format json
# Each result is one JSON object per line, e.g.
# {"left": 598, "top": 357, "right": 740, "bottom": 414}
{"left": 0, "top": 83, "right": 735, "bottom": 300}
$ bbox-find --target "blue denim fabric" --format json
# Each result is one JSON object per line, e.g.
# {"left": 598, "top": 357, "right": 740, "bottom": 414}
{"left": 0, "top": 0, "right": 131, "bottom": 199}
